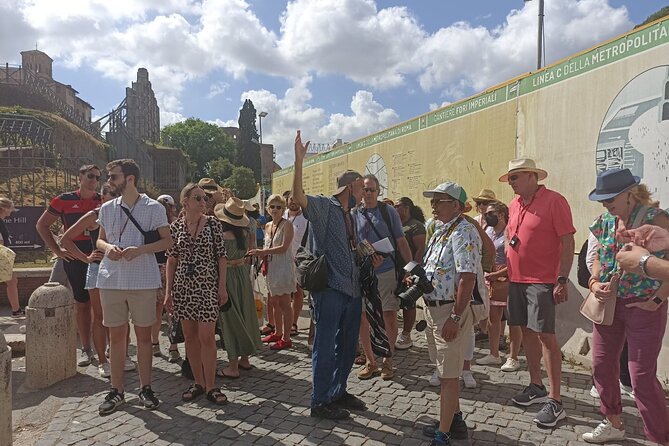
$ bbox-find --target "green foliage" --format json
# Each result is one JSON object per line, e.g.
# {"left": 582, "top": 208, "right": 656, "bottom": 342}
{"left": 207, "top": 157, "right": 234, "bottom": 184}
{"left": 636, "top": 6, "right": 669, "bottom": 28}
{"left": 160, "top": 118, "right": 236, "bottom": 180}
{"left": 224, "top": 166, "right": 257, "bottom": 199}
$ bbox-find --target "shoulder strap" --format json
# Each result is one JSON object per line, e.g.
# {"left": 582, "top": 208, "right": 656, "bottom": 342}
{"left": 121, "top": 206, "right": 148, "bottom": 236}
{"left": 631, "top": 205, "right": 651, "bottom": 229}
{"left": 300, "top": 221, "right": 310, "bottom": 247}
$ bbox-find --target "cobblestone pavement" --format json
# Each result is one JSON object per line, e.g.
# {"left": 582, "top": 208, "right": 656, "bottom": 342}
{"left": 23, "top": 319, "right": 654, "bottom": 446}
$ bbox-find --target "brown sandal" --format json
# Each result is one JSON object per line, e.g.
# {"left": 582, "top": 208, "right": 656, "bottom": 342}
{"left": 206, "top": 388, "right": 228, "bottom": 405}
{"left": 182, "top": 383, "right": 204, "bottom": 402}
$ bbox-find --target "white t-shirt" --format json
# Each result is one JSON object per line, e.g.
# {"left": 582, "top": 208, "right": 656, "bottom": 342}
{"left": 283, "top": 210, "right": 309, "bottom": 257}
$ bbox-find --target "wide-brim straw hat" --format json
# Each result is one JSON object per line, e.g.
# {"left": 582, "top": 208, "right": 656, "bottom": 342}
{"left": 198, "top": 177, "right": 224, "bottom": 194}
{"left": 472, "top": 188, "right": 499, "bottom": 203}
{"left": 214, "top": 197, "right": 250, "bottom": 227}
{"left": 498, "top": 158, "right": 548, "bottom": 182}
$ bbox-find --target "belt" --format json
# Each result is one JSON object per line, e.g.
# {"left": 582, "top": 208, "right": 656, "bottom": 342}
{"left": 226, "top": 258, "right": 246, "bottom": 267}
{"left": 424, "top": 299, "right": 455, "bottom": 307}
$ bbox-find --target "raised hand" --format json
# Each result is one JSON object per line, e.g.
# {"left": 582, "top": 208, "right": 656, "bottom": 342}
{"left": 294, "top": 130, "right": 310, "bottom": 162}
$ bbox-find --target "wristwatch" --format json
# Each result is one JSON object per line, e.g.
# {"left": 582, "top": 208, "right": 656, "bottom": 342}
{"left": 639, "top": 254, "right": 652, "bottom": 277}
{"left": 557, "top": 276, "right": 568, "bottom": 285}
{"left": 449, "top": 313, "right": 462, "bottom": 322}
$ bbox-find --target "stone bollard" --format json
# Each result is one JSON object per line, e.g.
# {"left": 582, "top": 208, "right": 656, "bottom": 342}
{"left": 0, "top": 332, "right": 12, "bottom": 446}
{"left": 25, "top": 283, "right": 76, "bottom": 389}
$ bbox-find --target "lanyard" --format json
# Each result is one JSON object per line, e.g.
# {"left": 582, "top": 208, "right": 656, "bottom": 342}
{"left": 184, "top": 215, "right": 205, "bottom": 258}
{"left": 423, "top": 216, "right": 462, "bottom": 279}
{"left": 512, "top": 194, "right": 536, "bottom": 238}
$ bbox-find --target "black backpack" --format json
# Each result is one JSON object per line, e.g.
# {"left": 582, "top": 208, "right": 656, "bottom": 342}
{"left": 577, "top": 239, "right": 590, "bottom": 289}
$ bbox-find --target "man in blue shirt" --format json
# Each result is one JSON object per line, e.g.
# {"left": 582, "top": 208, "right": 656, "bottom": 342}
{"left": 354, "top": 175, "right": 412, "bottom": 381}
{"left": 292, "top": 130, "right": 368, "bottom": 420}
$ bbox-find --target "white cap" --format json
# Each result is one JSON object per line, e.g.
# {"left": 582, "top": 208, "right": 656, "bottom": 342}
{"left": 157, "top": 195, "right": 175, "bottom": 206}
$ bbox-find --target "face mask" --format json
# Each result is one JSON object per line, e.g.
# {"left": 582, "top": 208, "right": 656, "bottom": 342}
{"left": 485, "top": 215, "right": 499, "bottom": 227}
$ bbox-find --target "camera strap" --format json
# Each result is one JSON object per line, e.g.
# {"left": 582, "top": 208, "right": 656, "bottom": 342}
{"left": 423, "top": 216, "right": 462, "bottom": 283}
{"left": 360, "top": 207, "right": 400, "bottom": 276}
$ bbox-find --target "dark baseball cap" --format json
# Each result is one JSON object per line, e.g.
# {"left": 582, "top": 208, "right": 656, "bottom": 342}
{"left": 333, "top": 170, "right": 362, "bottom": 196}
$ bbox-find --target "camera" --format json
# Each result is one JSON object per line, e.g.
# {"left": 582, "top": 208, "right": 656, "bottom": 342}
{"left": 398, "top": 261, "right": 435, "bottom": 306}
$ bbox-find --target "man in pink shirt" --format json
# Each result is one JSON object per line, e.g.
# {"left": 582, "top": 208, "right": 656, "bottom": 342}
{"left": 499, "top": 159, "right": 575, "bottom": 428}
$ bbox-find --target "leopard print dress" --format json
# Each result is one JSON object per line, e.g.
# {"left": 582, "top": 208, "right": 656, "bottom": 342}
{"left": 167, "top": 215, "right": 227, "bottom": 322}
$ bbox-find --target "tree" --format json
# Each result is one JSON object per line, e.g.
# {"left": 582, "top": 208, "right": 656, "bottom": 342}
{"left": 224, "top": 166, "right": 257, "bottom": 199}
{"left": 161, "top": 118, "right": 237, "bottom": 180}
{"left": 206, "top": 157, "right": 234, "bottom": 184}
{"left": 636, "top": 6, "right": 669, "bottom": 28}
{"left": 237, "top": 99, "right": 262, "bottom": 183}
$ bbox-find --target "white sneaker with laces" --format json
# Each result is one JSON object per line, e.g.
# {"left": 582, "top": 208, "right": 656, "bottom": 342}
{"left": 98, "top": 362, "right": 111, "bottom": 378}
{"left": 582, "top": 419, "right": 625, "bottom": 443}
{"left": 462, "top": 371, "right": 477, "bottom": 389}
{"left": 78, "top": 349, "right": 95, "bottom": 367}
{"left": 429, "top": 370, "right": 440, "bottom": 387}
{"left": 500, "top": 357, "right": 520, "bottom": 372}
{"left": 590, "top": 385, "right": 600, "bottom": 398}
{"left": 394, "top": 333, "right": 413, "bottom": 350}
{"left": 124, "top": 357, "right": 136, "bottom": 372}
{"left": 619, "top": 382, "right": 634, "bottom": 399}
{"left": 476, "top": 354, "right": 502, "bottom": 366}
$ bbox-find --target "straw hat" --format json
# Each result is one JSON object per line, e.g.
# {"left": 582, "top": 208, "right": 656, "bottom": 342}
{"left": 198, "top": 177, "right": 224, "bottom": 194}
{"left": 498, "top": 158, "right": 548, "bottom": 182}
{"left": 472, "top": 189, "right": 499, "bottom": 203}
{"left": 214, "top": 197, "right": 250, "bottom": 227}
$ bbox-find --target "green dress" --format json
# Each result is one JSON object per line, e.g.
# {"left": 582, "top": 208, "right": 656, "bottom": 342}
{"left": 219, "top": 237, "right": 262, "bottom": 358}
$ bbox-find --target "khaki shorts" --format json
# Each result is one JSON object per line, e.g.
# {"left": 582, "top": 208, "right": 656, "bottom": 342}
{"left": 424, "top": 301, "right": 474, "bottom": 379}
{"left": 376, "top": 269, "right": 400, "bottom": 312}
{"left": 100, "top": 289, "right": 158, "bottom": 328}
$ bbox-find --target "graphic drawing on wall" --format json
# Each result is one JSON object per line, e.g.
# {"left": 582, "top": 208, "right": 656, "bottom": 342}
{"left": 597, "top": 66, "right": 669, "bottom": 206}
{"left": 365, "top": 154, "right": 388, "bottom": 199}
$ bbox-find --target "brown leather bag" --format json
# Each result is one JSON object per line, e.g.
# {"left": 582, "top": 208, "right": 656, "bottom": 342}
{"left": 580, "top": 273, "right": 619, "bottom": 325}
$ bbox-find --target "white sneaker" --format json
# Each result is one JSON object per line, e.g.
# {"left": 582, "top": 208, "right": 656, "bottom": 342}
{"left": 394, "top": 333, "right": 413, "bottom": 350}
{"left": 462, "top": 371, "right": 477, "bottom": 389}
{"left": 77, "top": 349, "right": 95, "bottom": 367}
{"left": 476, "top": 354, "right": 502, "bottom": 366}
{"left": 98, "top": 362, "right": 111, "bottom": 378}
{"left": 501, "top": 357, "right": 520, "bottom": 372}
{"left": 582, "top": 419, "right": 625, "bottom": 443}
{"left": 590, "top": 385, "right": 600, "bottom": 398}
{"left": 124, "top": 357, "right": 136, "bottom": 372}
{"left": 429, "top": 370, "right": 440, "bottom": 387}
{"left": 619, "top": 382, "right": 635, "bottom": 399}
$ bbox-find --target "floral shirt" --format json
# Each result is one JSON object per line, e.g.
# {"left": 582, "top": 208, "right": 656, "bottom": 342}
{"left": 590, "top": 205, "right": 666, "bottom": 299}
{"left": 423, "top": 216, "right": 486, "bottom": 302}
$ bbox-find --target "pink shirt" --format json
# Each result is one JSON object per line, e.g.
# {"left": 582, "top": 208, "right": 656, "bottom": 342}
{"left": 506, "top": 186, "right": 575, "bottom": 284}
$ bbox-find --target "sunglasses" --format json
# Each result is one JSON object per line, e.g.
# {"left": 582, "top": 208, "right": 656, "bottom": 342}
{"left": 430, "top": 198, "right": 456, "bottom": 205}
{"left": 363, "top": 188, "right": 377, "bottom": 193}
{"left": 485, "top": 211, "right": 498, "bottom": 217}
{"left": 191, "top": 195, "right": 209, "bottom": 202}
{"left": 269, "top": 204, "right": 283, "bottom": 210}
{"left": 84, "top": 173, "right": 101, "bottom": 180}
{"left": 508, "top": 174, "right": 519, "bottom": 181}
{"left": 598, "top": 197, "right": 616, "bottom": 204}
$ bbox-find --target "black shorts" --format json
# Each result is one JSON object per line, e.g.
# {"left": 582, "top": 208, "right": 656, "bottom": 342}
{"left": 507, "top": 282, "right": 555, "bottom": 334}
{"left": 63, "top": 259, "right": 91, "bottom": 303}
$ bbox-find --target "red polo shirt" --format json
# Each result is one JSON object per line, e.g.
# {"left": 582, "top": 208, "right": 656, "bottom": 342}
{"left": 506, "top": 185, "right": 575, "bottom": 284}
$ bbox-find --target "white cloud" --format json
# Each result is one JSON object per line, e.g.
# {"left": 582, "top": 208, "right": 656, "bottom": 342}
{"left": 207, "top": 82, "right": 230, "bottom": 99}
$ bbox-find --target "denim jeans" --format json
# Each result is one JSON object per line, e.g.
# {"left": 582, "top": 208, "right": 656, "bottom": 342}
{"left": 311, "top": 288, "right": 361, "bottom": 407}
{"left": 592, "top": 299, "right": 669, "bottom": 444}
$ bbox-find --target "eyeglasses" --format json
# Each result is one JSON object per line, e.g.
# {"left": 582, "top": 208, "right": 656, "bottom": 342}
{"left": 269, "top": 205, "right": 283, "bottom": 210}
{"left": 484, "top": 212, "right": 498, "bottom": 217}
{"left": 85, "top": 173, "right": 101, "bottom": 180}
{"left": 363, "top": 188, "right": 377, "bottom": 193}
{"left": 430, "top": 198, "right": 456, "bottom": 205}
{"left": 191, "top": 195, "right": 209, "bottom": 202}
{"left": 476, "top": 201, "right": 491, "bottom": 206}
{"left": 107, "top": 173, "right": 124, "bottom": 181}
{"left": 508, "top": 174, "right": 519, "bottom": 181}
{"left": 598, "top": 197, "right": 616, "bottom": 204}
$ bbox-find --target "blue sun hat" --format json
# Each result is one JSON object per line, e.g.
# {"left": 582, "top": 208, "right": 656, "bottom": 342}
{"left": 588, "top": 168, "right": 640, "bottom": 202}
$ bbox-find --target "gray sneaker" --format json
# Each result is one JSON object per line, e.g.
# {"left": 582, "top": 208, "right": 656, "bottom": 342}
{"left": 512, "top": 383, "right": 549, "bottom": 406}
{"left": 533, "top": 399, "right": 566, "bottom": 427}
{"left": 77, "top": 349, "right": 94, "bottom": 367}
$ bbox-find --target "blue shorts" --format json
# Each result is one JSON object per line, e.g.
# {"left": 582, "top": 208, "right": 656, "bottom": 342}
{"left": 85, "top": 262, "right": 99, "bottom": 290}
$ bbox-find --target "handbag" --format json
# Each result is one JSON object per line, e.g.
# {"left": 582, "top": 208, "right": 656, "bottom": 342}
{"left": 295, "top": 246, "right": 329, "bottom": 292}
{"left": 0, "top": 244, "right": 16, "bottom": 283}
{"left": 167, "top": 317, "right": 185, "bottom": 344}
{"left": 121, "top": 206, "right": 161, "bottom": 260}
{"left": 580, "top": 274, "right": 619, "bottom": 325}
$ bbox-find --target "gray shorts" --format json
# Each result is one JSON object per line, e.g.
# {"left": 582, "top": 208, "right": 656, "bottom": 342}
{"left": 507, "top": 282, "right": 555, "bottom": 334}
{"left": 376, "top": 269, "right": 400, "bottom": 312}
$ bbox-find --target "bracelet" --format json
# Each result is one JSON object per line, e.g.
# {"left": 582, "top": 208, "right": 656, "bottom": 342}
{"left": 588, "top": 276, "right": 598, "bottom": 291}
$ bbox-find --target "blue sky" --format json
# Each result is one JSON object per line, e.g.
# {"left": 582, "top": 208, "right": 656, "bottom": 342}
{"left": 0, "top": 0, "right": 666, "bottom": 166}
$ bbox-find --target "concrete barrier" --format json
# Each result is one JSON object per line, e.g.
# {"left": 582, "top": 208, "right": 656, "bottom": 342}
{"left": 25, "top": 283, "right": 76, "bottom": 389}
{"left": 0, "top": 332, "right": 12, "bottom": 446}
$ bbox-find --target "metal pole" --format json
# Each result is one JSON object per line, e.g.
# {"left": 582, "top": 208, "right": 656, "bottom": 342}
{"left": 537, "top": 0, "right": 544, "bottom": 69}
{"left": 259, "top": 116, "right": 263, "bottom": 144}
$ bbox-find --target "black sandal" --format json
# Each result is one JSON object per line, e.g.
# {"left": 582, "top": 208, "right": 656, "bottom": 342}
{"left": 206, "top": 388, "right": 228, "bottom": 405}
{"left": 260, "top": 323, "right": 275, "bottom": 336}
{"left": 182, "top": 383, "right": 204, "bottom": 402}
{"left": 290, "top": 324, "right": 299, "bottom": 336}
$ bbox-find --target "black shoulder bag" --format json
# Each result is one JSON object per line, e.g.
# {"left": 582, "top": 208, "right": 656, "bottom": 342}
{"left": 295, "top": 209, "right": 330, "bottom": 293}
{"left": 121, "top": 206, "right": 162, "bottom": 261}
